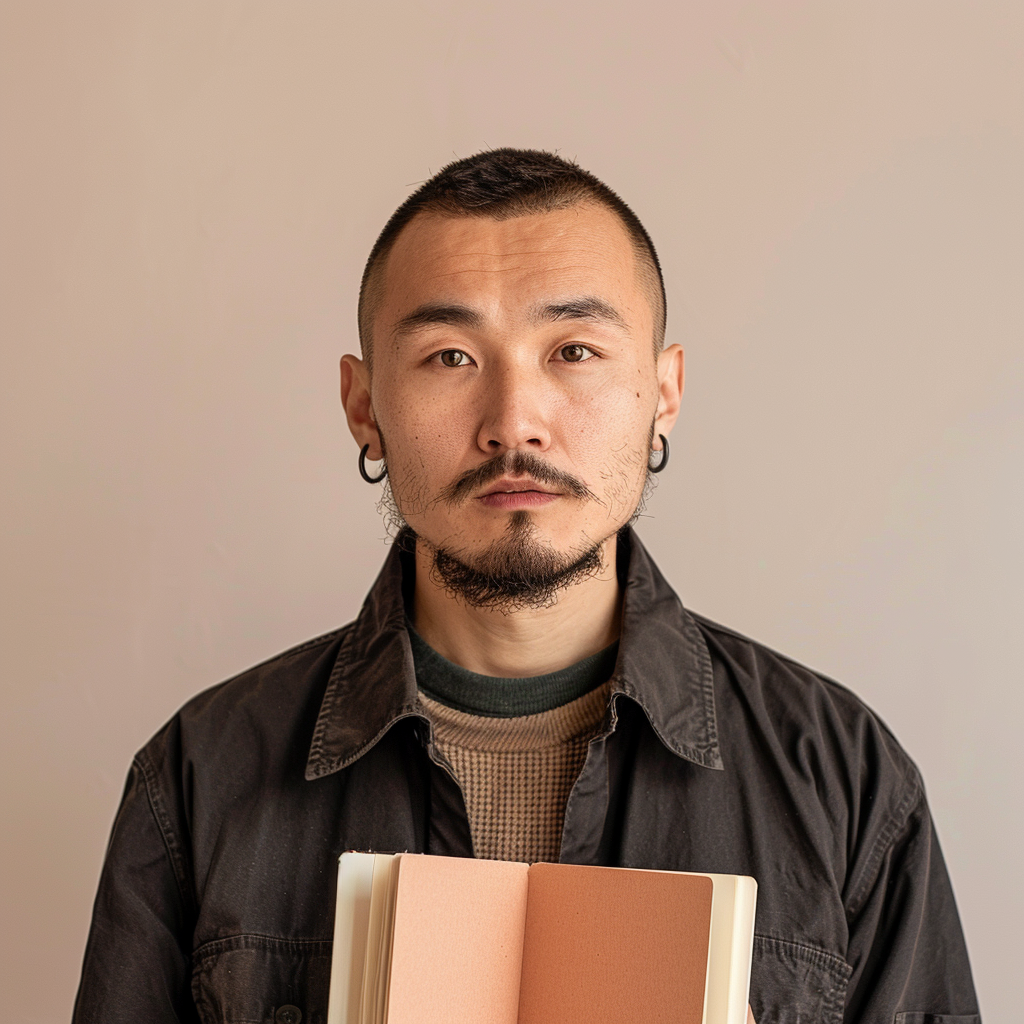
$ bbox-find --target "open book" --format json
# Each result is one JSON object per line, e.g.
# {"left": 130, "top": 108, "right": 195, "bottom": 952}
{"left": 327, "top": 852, "right": 756, "bottom": 1024}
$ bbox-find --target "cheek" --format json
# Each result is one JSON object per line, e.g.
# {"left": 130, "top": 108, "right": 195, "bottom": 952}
{"left": 544, "top": 393, "right": 646, "bottom": 525}
{"left": 598, "top": 440, "right": 650, "bottom": 523}
{"left": 375, "top": 399, "right": 470, "bottom": 516}
{"left": 566, "top": 378, "right": 655, "bottom": 458}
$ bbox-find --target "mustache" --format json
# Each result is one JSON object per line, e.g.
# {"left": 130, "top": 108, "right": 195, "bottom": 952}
{"left": 438, "top": 450, "right": 597, "bottom": 507}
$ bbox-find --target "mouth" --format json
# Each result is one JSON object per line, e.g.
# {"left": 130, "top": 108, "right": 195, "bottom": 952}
{"left": 477, "top": 477, "right": 561, "bottom": 510}
{"left": 439, "top": 451, "right": 596, "bottom": 508}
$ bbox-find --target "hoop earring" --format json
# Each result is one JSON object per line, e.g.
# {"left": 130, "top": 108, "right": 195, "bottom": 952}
{"left": 649, "top": 434, "right": 670, "bottom": 473}
{"left": 358, "top": 444, "right": 387, "bottom": 484}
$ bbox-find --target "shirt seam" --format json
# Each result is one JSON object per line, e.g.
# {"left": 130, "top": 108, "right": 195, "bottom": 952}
{"left": 753, "top": 933, "right": 852, "bottom": 978}
{"left": 134, "top": 751, "right": 196, "bottom": 921}
{"left": 192, "top": 933, "right": 333, "bottom": 964}
{"left": 688, "top": 608, "right": 722, "bottom": 763}
{"left": 844, "top": 766, "right": 924, "bottom": 919}
{"left": 305, "top": 623, "right": 358, "bottom": 773}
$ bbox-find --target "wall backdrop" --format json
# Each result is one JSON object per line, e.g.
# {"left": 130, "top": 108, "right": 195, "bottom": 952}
{"left": 2, "top": 2, "right": 1020, "bottom": 1020}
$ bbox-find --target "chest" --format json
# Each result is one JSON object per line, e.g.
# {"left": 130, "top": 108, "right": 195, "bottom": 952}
{"left": 190, "top": 718, "right": 853, "bottom": 1024}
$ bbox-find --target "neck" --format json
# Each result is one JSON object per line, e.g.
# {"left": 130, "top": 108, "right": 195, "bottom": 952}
{"left": 411, "top": 534, "right": 623, "bottom": 677}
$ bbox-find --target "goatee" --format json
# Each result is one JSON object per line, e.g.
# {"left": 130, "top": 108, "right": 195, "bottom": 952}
{"left": 426, "top": 512, "right": 606, "bottom": 612}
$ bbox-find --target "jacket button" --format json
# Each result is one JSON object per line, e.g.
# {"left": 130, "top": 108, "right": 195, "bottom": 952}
{"left": 275, "top": 1006, "right": 302, "bottom": 1024}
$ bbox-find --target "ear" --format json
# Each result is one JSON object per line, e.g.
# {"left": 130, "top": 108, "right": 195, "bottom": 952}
{"left": 340, "top": 354, "right": 383, "bottom": 460}
{"left": 654, "top": 343, "right": 684, "bottom": 439}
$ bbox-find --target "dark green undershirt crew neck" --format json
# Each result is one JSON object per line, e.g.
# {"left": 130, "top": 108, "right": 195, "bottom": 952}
{"left": 407, "top": 622, "right": 618, "bottom": 717}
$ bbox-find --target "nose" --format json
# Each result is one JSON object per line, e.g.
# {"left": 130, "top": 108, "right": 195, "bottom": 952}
{"left": 475, "top": 362, "right": 551, "bottom": 454}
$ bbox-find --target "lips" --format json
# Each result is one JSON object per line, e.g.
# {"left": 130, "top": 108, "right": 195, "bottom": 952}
{"left": 477, "top": 478, "right": 561, "bottom": 510}
{"left": 478, "top": 491, "right": 560, "bottom": 509}
{"left": 480, "top": 476, "right": 556, "bottom": 497}
{"left": 439, "top": 451, "right": 595, "bottom": 507}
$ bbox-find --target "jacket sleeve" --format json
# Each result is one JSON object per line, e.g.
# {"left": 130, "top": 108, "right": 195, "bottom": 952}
{"left": 72, "top": 755, "right": 200, "bottom": 1024}
{"left": 843, "top": 781, "right": 981, "bottom": 1023}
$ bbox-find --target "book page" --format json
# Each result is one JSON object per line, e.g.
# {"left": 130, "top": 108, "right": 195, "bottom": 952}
{"left": 384, "top": 854, "right": 530, "bottom": 1024}
{"left": 702, "top": 873, "right": 757, "bottom": 1024}
{"left": 328, "top": 853, "right": 377, "bottom": 1024}
{"left": 362, "top": 855, "right": 400, "bottom": 1024}
{"left": 517, "top": 863, "right": 713, "bottom": 1024}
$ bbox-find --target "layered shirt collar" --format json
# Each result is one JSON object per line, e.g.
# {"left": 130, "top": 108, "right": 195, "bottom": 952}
{"left": 305, "top": 528, "right": 722, "bottom": 780}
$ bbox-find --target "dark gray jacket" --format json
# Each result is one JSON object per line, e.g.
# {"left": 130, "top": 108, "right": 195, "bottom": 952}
{"left": 73, "top": 530, "right": 980, "bottom": 1024}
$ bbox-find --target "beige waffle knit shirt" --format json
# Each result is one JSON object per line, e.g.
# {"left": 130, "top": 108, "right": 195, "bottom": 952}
{"left": 418, "top": 682, "right": 611, "bottom": 863}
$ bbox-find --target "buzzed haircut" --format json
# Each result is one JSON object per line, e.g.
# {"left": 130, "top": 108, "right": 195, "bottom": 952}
{"left": 358, "top": 148, "right": 667, "bottom": 364}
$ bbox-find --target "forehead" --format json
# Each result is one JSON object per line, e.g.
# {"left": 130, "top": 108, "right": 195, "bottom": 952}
{"left": 378, "top": 204, "right": 645, "bottom": 321}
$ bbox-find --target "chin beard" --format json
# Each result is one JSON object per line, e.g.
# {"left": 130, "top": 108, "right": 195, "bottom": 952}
{"left": 424, "top": 512, "right": 607, "bottom": 612}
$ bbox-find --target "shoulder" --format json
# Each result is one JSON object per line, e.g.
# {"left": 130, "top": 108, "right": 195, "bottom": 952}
{"left": 136, "top": 624, "right": 354, "bottom": 780}
{"left": 178, "top": 624, "right": 351, "bottom": 723}
{"left": 690, "top": 611, "right": 924, "bottom": 845}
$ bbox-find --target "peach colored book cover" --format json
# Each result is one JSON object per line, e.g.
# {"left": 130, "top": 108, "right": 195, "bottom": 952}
{"left": 517, "top": 863, "right": 713, "bottom": 1024}
{"left": 385, "top": 855, "right": 530, "bottom": 1024}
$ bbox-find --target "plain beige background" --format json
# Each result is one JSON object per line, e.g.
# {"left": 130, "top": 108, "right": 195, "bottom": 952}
{"left": 1, "top": 1, "right": 1020, "bottom": 1020}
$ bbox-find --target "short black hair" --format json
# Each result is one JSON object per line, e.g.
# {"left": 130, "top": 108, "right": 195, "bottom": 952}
{"left": 358, "top": 149, "right": 667, "bottom": 363}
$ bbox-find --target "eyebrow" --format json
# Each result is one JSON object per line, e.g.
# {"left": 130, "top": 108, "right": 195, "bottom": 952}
{"left": 534, "top": 296, "right": 629, "bottom": 331}
{"left": 392, "top": 303, "right": 483, "bottom": 337}
{"left": 390, "top": 295, "right": 629, "bottom": 339}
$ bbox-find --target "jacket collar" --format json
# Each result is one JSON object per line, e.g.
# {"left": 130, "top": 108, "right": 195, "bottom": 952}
{"left": 305, "top": 528, "right": 722, "bottom": 781}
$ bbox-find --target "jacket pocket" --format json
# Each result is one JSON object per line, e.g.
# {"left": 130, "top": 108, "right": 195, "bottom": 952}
{"left": 895, "top": 1016, "right": 981, "bottom": 1023}
{"left": 191, "top": 934, "right": 332, "bottom": 1024}
{"left": 749, "top": 934, "right": 852, "bottom": 1024}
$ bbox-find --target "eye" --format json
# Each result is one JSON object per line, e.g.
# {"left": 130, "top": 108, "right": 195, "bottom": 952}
{"left": 556, "top": 344, "right": 596, "bottom": 363}
{"left": 435, "top": 349, "right": 473, "bottom": 367}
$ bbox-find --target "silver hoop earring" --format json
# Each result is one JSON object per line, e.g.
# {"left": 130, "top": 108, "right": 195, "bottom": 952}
{"left": 649, "top": 434, "right": 670, "bottom": 473}
{"left": 358, "top": 444, "right": 387, "bottom": 484}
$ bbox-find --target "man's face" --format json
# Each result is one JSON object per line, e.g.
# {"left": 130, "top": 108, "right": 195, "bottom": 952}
{"left": 348, "top": 203, "right": 681, "bottom": 601}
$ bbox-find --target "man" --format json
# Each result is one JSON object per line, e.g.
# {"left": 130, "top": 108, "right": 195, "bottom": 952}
{"left": 74, "top": 150, "right": 980, "bottom": 1023}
